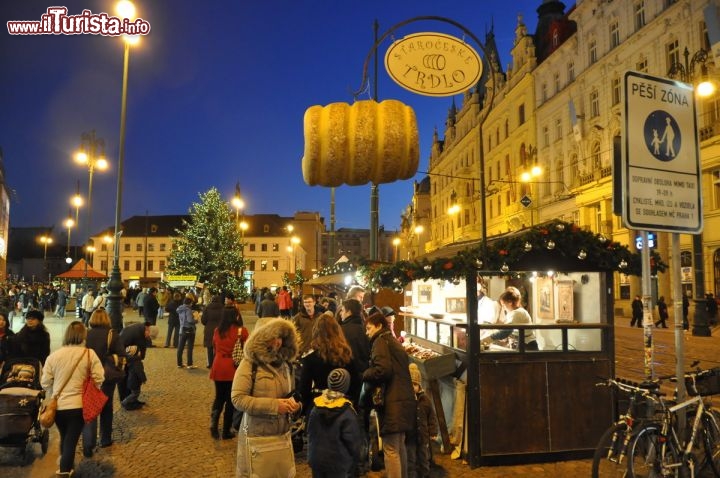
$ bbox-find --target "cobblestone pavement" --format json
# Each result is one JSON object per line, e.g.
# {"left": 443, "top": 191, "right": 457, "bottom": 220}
{"left": 1, "top": 310, "right": 717, "bottom": 477}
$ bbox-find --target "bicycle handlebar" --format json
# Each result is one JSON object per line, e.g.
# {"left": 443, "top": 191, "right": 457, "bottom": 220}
{"left": 595, "top": 377, "right": 664, "bottom": 400}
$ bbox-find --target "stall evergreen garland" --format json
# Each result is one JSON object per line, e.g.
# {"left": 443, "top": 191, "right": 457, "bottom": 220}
{"left": 358, "top": 221, "right": 667, "bottom": 290}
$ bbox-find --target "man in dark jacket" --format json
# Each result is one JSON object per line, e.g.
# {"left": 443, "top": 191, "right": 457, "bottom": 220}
{"left": 339, "top": 299, "right": 370, "bottom": 403}
{"left": 363, "top": 314, "right": 416, "bottom": 477}
{"left": 119, "top": 321, "right": 154, "bottom": 410}
{"left": 142, "top": 287, "right": 160, "bottom": 326}
{"left": 292, "top": 294, "right": 324, "bottom": 356}
{"left": 258, "top": 292, "right": 280, "bottom": 318}
{"left": 201, "top": 295, "right": 224, "bottom": 368}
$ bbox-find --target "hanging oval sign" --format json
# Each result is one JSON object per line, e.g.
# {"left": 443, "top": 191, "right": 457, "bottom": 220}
{"left": 384, "top": 32, "right": 483, "bottom": 97}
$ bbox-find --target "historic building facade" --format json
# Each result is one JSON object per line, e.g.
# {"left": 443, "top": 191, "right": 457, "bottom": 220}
{"left": 400, "top": 0, "right": 720, "bottom": 313}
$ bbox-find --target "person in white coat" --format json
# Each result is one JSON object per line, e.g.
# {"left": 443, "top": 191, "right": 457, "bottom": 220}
{"left": 41, "top": 321, "right": 104, "bottom": 477}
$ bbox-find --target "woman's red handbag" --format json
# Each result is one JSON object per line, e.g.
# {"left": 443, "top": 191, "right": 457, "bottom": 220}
{"left": 82, "top": 350, "right": 108, "bottom": 423}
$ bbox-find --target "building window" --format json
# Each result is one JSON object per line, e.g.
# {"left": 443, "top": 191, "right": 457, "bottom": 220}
{"left": 612, "top": 76, "right": 621, "bottom": 106}
{"left": 261, "top": 244, "right": 267, "bottom": 252}
{"left": 260, "top": 260, "right": 267, "bottom": 271}
{"left": 541, "top": 83, "right": 548, "bottom": 102}
{"left": 504, "top": 119, "right": 509, "bottom": 138}
{"left": 666, "top": 39, "right": 680, "bottom": 73}
{"left": 249, "top": 243, "right": 255, "bottom": 252}
{"left": 147, "top": 260, "right": 153, "bottom": 271}
{"left": 124, "top": 244, "right": 130, "bottom": 252}
{"left": 135, "top": 260, "right": 142, "bottom": 271}
{"left": 636, "top": 58, "right": 647, "bottom": 72}
{"left": 555, "top": 118, "right": 562, "bottom": 141}
{"left": 610, "top": 21, "right": 620, "bottom": 49}
{"left": 590, "top": 89, "right": 600, "bottom": 118}
{"left": 100, "top": 260, "right": 107, "bottom": 271}
{"left": 123, "top": 260, "right": 129, "bottom": 271}
{"left": 263, "top": 224, "right": 270, "bottom": 233}
{"left": 543, "top": 126, "right": 550, "bottom": 147}
{"left": 272, "top": 260, "right": 279, "bottom": 271}
{"left": 554, "top": 72, "right": 560, "bottom": 93}
{"left": 160, "top": 243, "right": 166, "bottom": 252}
{"left": 159, "top": 260, "right": 165, "bottom": 271}
{"left": 634, "top": 1, "right": 645, "bottom": 31}
{"left": 518, "top": 104, "right": 525, "bottom": 125}
{"left": 680, "top": 251, "right": 692, "bottom": 267}
{"left": 589, "top": 39, "right": 598, "bottom": 64}
{"left": 713, "top": 170, "right": 720, "bottom": 209}
{"left": 556, "top": 158, "right": 565, "bottom": 193}
{"left": 568, "top": 62, "right": 575, "bottom": 81}
{"left": 148, "top": 243, "right": 154, "bottom": 252}
{"left": 272, "top": 243, "right": 279, "bottom": 252}
{"left": 136, "top": 244, "right": 142, "bottom": 252}
{"left": 592, "top": 142, "right": 602, "bottom": 169}
{"left": 101, "top": 244, "right": 108, "bottom": 252}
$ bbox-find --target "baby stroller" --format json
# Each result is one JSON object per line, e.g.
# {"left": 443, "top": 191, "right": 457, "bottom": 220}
{"left": 0, "top": 357, "right": 50, "bottom": 459}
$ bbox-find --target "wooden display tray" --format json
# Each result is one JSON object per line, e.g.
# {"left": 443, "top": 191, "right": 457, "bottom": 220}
{"left": 407, "top": 352, "right": 456, "bottom": 379}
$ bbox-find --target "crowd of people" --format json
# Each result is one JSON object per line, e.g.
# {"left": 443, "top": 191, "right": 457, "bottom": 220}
{"left": 0, "top": 280, "right": 440, "bottom": 478}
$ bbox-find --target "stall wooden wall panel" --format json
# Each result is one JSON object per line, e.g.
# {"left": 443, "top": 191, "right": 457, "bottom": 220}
{"left": 479, "top": 362, "right": 549, "bottom": 455}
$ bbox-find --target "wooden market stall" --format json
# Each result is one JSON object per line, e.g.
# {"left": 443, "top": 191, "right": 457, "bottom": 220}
{"left": 362, "top": 221, "right": 661, "bottom": 465}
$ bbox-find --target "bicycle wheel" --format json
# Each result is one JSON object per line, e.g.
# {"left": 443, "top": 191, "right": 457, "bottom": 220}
{"left": 702, "top": 409, "right": 720, "bottom": 477}
{"left": 627, "top": 423, "right": 679, "bottom": 478}
{"left": 593, "top": 422, "right": 631, "bottom": 478}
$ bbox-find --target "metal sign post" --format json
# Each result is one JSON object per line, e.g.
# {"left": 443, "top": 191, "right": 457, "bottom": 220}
{"left": 623, "top": 71, "right": 702, "bottom": 382}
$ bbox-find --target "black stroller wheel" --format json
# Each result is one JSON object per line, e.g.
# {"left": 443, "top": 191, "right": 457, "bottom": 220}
{"left": 40, "top": 428, "right": 49, "bottom": 455}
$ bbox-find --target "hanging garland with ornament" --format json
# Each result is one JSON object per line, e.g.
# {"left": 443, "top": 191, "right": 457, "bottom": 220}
{"left": 357, "top": 221, "right": 667, "bottom": 290}
{"left": 311, "top": 261, "right": 357, "bottom": 279}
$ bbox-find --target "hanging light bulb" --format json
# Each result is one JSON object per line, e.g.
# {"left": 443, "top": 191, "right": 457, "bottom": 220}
{"left": 524, "top": 242, "right": 533, "bottom": 252}
{"left": 424, "top": 265, "right": 432, "bottom": 272}
{"left": 598, "top": 234, "right": 607, "bottom": 244}
{"left": 547, "top": 240, "right": 556, "bottom": 250}
{"left": 619, "top": 259, "right": 628, "bottom": 269}
{"left": 475, "top": 259, "right": 483, "bottom": 268}
{"left": 500, "top": 263, "right": 509, "bottom": 273}
{"left": 556, "top": 223, "right": 565, "bottom": 232}
{"left": 578, "top": 250, "right": 587, "bottom": 260}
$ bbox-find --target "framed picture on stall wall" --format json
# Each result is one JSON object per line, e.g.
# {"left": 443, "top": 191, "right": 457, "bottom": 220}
{"left": 556, "top": 280, "right": 574, "bottom": 322}
{"left": 418, "top": 285, "right": 432, "bottom": 303}
{"left": 537, "top": 277, "right": 554, "bottom": 320}
{"left": 445, "top": 297, "right": 466, "bottom": 314}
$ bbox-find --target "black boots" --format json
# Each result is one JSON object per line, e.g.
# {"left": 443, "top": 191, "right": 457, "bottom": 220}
{"left": 210, "top": 409, "right": 220, "bottom": 440}
{"left": 221, "top": 419, "right": 236, "bottom": 440}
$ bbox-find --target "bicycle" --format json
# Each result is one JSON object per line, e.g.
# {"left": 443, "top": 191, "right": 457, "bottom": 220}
{"left": 626, "top": 367, "right": 720, "bottom": 477}
{"left": 592, "top": 377, "right": 664, "bottom": 478}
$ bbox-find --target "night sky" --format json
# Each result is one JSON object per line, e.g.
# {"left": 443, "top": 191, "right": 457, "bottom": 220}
{"left": 1, "top": 0, "right": 542, "bottom": 238}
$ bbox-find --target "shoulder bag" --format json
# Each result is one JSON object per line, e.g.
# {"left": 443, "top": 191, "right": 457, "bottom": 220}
{"left": 243, "top": 361, "right": 297, "bottom": 477}
{"left": 103, "top": 329, "right": 126, "bottom": 383}
{"left": 39, "top": 349, "right": 86, "bottom": 428}
{"left": 82, "top": 350, "right": 109, "bottom": 423}
{"left": 231, "top": 328, "right": 247, "bottom": 367}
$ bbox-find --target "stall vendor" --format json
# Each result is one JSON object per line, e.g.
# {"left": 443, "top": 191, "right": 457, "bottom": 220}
{"left": 480, "top": 288, "right": 538, "bottom": 351}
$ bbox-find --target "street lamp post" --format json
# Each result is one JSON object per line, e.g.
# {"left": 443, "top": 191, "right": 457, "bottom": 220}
{"left": 668, "top": 47, "right": 716, "bottom": 337}
{"left": 39, "top": 234, "right": 53, "bottom": 279}
{"left": 290, "top": 236, "right": 300, "bottom": 273}
{"left": 103, "top": 234, "right": 113, "bottom": 276}
{"left": 75, "top": 130, "right": 108, "bottom": 288}
{"left": 414, "top": 224, "right": 424, "bottom": 258}
{"left": 107, "top": 0, "right": 140, "bottom": 332}
{"left": 64, "top": 212, "right": 74, "bottom": 262}
{"left": 519, "top": 163, "right": 542, "bottom": 226}
{"left": 448, "top": 190, "right": 460, "bottom": 244}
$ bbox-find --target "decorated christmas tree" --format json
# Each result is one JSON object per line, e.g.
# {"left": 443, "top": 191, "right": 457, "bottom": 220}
{"left": 167, "top": 187, "right": 247, "bottom": 299}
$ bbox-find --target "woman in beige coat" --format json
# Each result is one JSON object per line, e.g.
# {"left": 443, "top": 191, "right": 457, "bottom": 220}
{"left": 231, "top": 318, "right": 301, "bottom": 477}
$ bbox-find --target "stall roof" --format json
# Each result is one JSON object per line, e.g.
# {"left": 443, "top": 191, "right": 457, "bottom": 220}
{"left": 56, "top": 259, "right": 108, "bottom": 279}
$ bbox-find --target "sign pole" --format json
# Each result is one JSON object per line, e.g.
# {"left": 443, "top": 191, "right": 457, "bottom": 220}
{"left": 640, "top": 230, "right": 654, "bottom": 380}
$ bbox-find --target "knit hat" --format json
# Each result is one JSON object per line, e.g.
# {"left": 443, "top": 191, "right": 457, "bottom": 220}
{"left": 327, "top": 368, "right": 350, "bottom": 394}
{"left": 25, "top": 310, "right": 44, "bottom": 321}
{"left": 409, "top": 363, "right": 422, "bottom": 386}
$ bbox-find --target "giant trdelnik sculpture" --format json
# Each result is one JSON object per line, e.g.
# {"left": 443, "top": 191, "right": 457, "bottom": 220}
{"left": 302, "top": 99, "right": 419, "bottom": 187}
